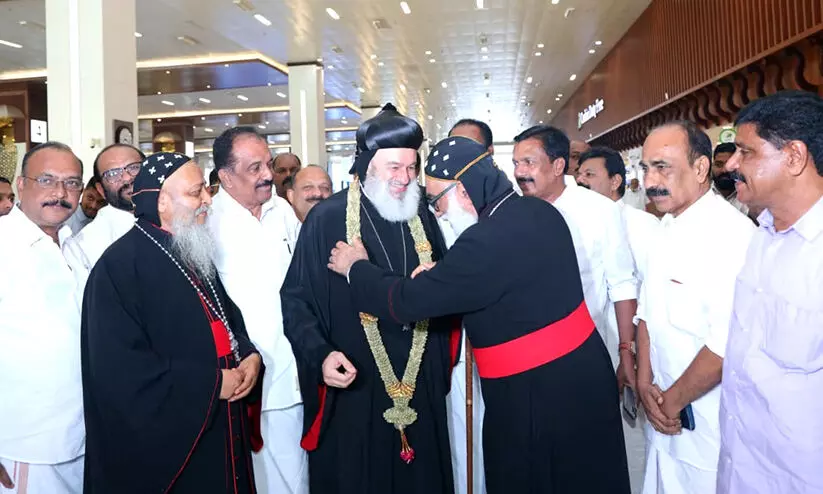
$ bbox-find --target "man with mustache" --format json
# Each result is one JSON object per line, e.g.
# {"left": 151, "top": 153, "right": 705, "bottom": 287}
{"left": 328, "top": 136, "right": 631, "bottom": 494}
{"left": 0, "top": 177, "right": 14, "bottom": 217}
{"left": 717, "top": 90, "right": 823, "bottom": 494}
{"left": 272, "top": 152, "right": 302, "bottom": 199}
{"left": 64, "top": 176, "right": 106, "bottom": 234}
{"left": 635, "top": 121, "right": 754, "bottom": 494}
{"left": 81, "top": 152, "right": 262, "bottom": 493}
{"left": 287, "top": 165, "right": 332, "bottom": 225}
{"left": 711, "top": 143, "right": 750, "bottom": 216}
{"left": 63, "top": 144, "right": 145, "bottom": 296}
{"left": 0, "top": 142, "right": 85, "bottom": 493}
{"left": 281, "top": 103, "right": 456, "bottom": 494}
{"left": 207, "top": 127, "right": 305, "bottom": 494}
{"left": 512, "top": 126, "right": 638, "bottom": 394}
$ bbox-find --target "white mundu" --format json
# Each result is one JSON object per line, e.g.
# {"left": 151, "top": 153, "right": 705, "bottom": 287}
{"left": 0, "top": 207, "right": 84, "bottom": 494}
{"left": 208, "top": 191, "right": 307, "bottom": 494}
{"left": 638, "top": 191, "right": 754, "bottom": 494}
{"left": 63, "top": 205, "right": 135, "bottom": 299}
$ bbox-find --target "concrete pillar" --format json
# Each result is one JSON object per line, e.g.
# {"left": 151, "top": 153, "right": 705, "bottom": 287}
{"left": 288, "top": 63, "right": 325, "bottom": 168}
{"left": 46, "top": 0, "right": 138, "bottom": 181}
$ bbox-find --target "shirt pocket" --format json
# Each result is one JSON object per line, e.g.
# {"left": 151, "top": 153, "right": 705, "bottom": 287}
{"left": 664, "top": 280, "right": 706, "bottom": 339}
{"left": 759, "top": 300, "right": 823, "bottom": 373}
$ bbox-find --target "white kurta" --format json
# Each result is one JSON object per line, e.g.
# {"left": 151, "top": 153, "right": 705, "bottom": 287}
{"left": 637, "top": 191, "right": 754, "bottom": 494}
{"left": 207, "top": 191, "right": 307, "bottom": 494}
{"left": 62, "top": 205, "right": 135, "bottom": 303}
{"left": 0, "top": 207, "right": 84, "bottom": 493}
{"left": 617, "top": 198, "right": 660, "bottom": 285}
{"left": 438, "top": 217, "right": 487, "bottom": 494}
{"left": 553, "top": 185, "right": 638, "bottom": 359}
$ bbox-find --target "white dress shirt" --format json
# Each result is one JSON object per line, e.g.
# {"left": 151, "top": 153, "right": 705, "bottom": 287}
{"left": 208, "top": 192, "right": 302, "bottom": 410}
{"left": 617, "top": 197, "right": 660, "bottom": 284}
{"left": 0, "top": 207, "right": 85, "bottom": 464}
{"left": 64, "top": 206, "right": 93, "bottom": 236}
{"left": 623, "top": 188, "right": 650, "bottom": 211}
{"left": 553, "top": 185, "right": 638, "bottom": 355}
{"left": 637, "top": 190, "right": 754, "bottom": 473}
{"left": 63, "top": 205, "right": 135, "bottom": 303}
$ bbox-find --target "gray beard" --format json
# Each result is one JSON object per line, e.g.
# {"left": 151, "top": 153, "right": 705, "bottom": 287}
{"left": 169, "top": 205, "right": 217, "bottom": 282}
{"left": 443, "top": 192, "right": 478, "bottom": 238}
{"left": 362, "top": 174, "right": 421, "bottom": 223}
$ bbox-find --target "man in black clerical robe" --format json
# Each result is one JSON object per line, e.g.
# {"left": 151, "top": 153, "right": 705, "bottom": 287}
{"left": 329, "top": 137, "right": 631, "bottom": 494}
{"left": 281, "top": 104, "right": 458, "bottom": 494}
{"left": 81, "top": 153, "right": 263, "bottom": 494}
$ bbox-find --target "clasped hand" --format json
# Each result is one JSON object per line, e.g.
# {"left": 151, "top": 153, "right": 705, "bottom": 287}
{"left": 220, "top": 353, "right": 262, "bottom": 402}
{"left": 639, "top": 382, "right": 682, "bottom": 435}
{"left": 328, "top": 238, "right": 369, "bottom": 277}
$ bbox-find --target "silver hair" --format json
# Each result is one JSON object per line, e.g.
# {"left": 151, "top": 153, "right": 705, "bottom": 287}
{"left": 169, "top": 203, "right": 217, "bottom": 281}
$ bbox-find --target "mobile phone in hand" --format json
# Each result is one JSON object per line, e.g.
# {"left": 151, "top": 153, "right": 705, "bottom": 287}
{"left": 680, "top": 404, "right": 695, "bottom": 431}
{"left": 622, "top": 387, "right": 638, "bottom": 424}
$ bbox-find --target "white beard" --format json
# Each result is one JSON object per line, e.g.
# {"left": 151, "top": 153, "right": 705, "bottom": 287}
{"left": 443, "top": 191, "right": 478, "bottom": 238}
{"left": 169, "top": 204, "right": 217, "bottom": 282}
{"left": 362, "top": 174, "right": 421, "bottom": 223}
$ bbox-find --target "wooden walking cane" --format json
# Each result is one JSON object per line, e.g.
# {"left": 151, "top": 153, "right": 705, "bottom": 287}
{"left": 465, "top": 339, "right": 474, "bottom": 494}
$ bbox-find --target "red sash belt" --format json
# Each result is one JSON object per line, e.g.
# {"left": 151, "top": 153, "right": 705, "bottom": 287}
{"left": 474, "top": 302, "right": 595, "bottom": 379}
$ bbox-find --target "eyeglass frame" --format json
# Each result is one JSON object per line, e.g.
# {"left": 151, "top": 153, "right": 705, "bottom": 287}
{"left": 21, "top": 175, "right": 84, "bottom": 192}
{"left": 426, "top": 181, "right": 458, "bottom": 213}
{"left": 101, "top": 161, "right": 142, "bottom": 184}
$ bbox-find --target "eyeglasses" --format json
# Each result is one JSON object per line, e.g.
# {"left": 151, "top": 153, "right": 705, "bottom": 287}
{"left": 22, "top": 175, "right": 84, "bottom": 192}
{"left": 101, "top": 162, "right": 141, "bottom": 184}
{"left": 426, "top": 182, "right": 458, "bottom": 213}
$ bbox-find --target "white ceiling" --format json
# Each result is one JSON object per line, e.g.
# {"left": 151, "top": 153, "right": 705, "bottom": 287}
{"left": 0, "top": 0, "right": 651, "bottom": 142}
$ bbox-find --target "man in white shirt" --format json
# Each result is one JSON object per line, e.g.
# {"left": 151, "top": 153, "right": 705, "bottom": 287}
{"left": 513, "top": 125, "right": 639, "bottom": 391}
{"left": 0, "top": 142, "right": 86, "bottom": 494}
{"left": 635, "top": 121, "right": 754, "bottom": 494}
{"left": 577, "top": 145, "right": 660, "bottom": 493}
{"left": 577, "top": 146, "right": 660, "bottom": 283}
{"left": 208, "top": 127, "right": 306, "bottom": 494}
{"left": 64, "top": 177, "right": 105, "bottom": 235}
{"left": 624, "top": 178, "right": 651, "bottom": 211}
{"left": 286, "top": 165, "right": 332, "bottom": 224}
{"left": 63, "top": 144, "right": 145, "bottom": 295}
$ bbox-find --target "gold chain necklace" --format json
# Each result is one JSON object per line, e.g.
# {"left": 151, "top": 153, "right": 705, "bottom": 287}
{"left": 346, "top": 178, "right": 432, "bottom": 464}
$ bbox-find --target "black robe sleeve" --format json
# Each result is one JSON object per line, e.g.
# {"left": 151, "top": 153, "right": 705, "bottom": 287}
{"left": 281, "top": 209, "right": 338, "bottom": 448}
{"left": 82, "top": 256, "right": 223, "bottom": 492}
{"left": 347, "top": 225, "right": 506, "bottom": 325}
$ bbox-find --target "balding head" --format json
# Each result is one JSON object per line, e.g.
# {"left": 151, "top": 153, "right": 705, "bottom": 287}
{"left": 287, "top": 165, "right": 332, "bottom": 222}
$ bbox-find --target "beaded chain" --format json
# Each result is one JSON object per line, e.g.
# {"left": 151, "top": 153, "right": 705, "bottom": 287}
{"left": 135, "top": 223, "right": 241, "bottom": 361}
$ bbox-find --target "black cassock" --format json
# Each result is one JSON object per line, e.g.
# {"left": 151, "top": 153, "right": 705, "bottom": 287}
{"left": 81, "top": 221, "right": 261, "bottom": 494}
{"left": 347, "top": 194, "right": 631, "bottom": 494}
{"left": 281, "top": 188, "right": 458, "bottom": 494}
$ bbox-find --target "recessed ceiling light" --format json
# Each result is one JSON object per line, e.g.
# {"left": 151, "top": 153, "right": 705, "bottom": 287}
{"left": 258, "top": 124, "right": 266, "bottom": 129}
{"left": 206, "top": 84, "right": 212, "bottom": 89}
{"left": 165, "top": 70, "right": 171, "bottom": 75}
{"left": 569, "top": 74, "right": 577, "bottom": 81}
{"left": 254, "top": 14, "right": 272, "bottom": 26}
{"left": 480, "top": 46, "right": 489, "bottom": 53}
{"left": 266, "top": 82, "right": 272, "bottom": 87}
{"left": 425, "top": 50, "right": 432, "bottom": 55}
{"left": 156, "top": 118, "right": 162, "bottom": 122}
{"left": 534, "top": 51, "right": 542, "bottom": 57}
{"left": 481, "top": 55, "right": 488, "bottom": 60}
{"left": 237, "top": 95, "right": 249, "bottom": 101}
{"left": 595, "top": 40, "right": 602, "bottom": 45}
{"left": 436, "top": 123, "right": 442, "bottom": 129}
{"left": 378, "top": 61, "right": 385, "bottom": 67}
{"left": 441, "top": 81, "right": 448, "bottom": 88}
{"left": 198, "top": 97, "right": 211, "bottom": 103}
{"left": 558, "top": 93, "right": 563, "bottom": 97}
{"left": 201, "top": 116, "right": 206, "bottom": 120}
{"left": 326, "top": 7, "right": 340, "bottom": 20}
{"left": 425, "top": 88, "right": 431, "bottom": 93}
{"left": 551, "top": 0, "right": 559, "bottom": 4}
{"left": 225, "top": 122, "right": 230, "bottom": 126}
{"left": 204, "top": 128, "right": 213, "bottom": 133}
{"left": 526, "top": 76, "right": 533, "bottom": 84}
{"left": 276, "top": 92, "right": 287, "bottom": 98}
{"left": 537, "top": 43, "right": 544, "bottom": 48}
{"left": 0, "top": 40, "right": 23, "bottom": 49}
{"left": 156, "top": 91, "right": 162, "bottom": 95}
{"left": 224, "top": 64, "right": 230, "bottom": 67}
{"left": 547, "top": 109, "right": 552, "bottom": 114}
{"left": 134, "top": 32, "right": 143, "bottom": 38}
{"left": 358, "top": 87, "right": 365, "bottom": 93}
{"left": 539, "top": 120, "right": 544, "bottom": 124}
{"left": 588, "top": 49, "right": 596, "bottom": 54}
{"left": 476, "top": 0, "right": 484, "bottom": 9}
{"left": 370, "top": 54, "right": 378, "bottom": 60}
{"left": 238, "top": 113, "right": 243, "bottom": 117}
{"left": 400, "top": 1, "right": 411, "bottom": 14}
{"left": 429, "top": 58, "right": 436, "bottom": 63}
{"left": 161, "top": 100, "right": 174, "bottom": 106}
{"left": 427, "top": 115, "right": 433, "bottom": 120}
{"left": 399, "top": 83, "right": 406, "bottom": 91}
{"left": 265, "top": 121, "right": 270, "bottom": 125}
{"left": 555, "top": 97, "right": 560, "bottom": 101}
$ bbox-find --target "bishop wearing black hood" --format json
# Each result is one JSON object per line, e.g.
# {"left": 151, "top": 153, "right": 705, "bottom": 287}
{"left": 329, "top": 137, "right": 631, "bottom": 494}
{"left": 281, "top": 104, "right": 458, "bottom": 494}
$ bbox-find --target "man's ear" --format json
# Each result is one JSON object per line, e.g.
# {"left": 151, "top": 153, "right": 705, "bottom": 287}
{"left": 552, "top": 157, "right": 567, "bottom": 177}
{"left": 786, "top": 140, "right": 811, "bottom": 178}
{"left": 694, "top": 155, "right": 711, "bottom": 184}
{"left": 95, "top": 182, "right": 106, "bottom": 200}
{"left": 217, "top": 168, "right": 232, "bottom": 189}
{"left": 611, "top": 174, "right": 624, "bottom": 194}
{"left": 157, "top": 190, "right": 170, "bottom": 215}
